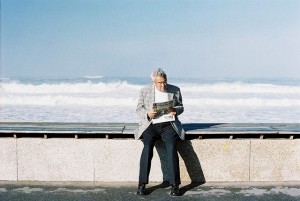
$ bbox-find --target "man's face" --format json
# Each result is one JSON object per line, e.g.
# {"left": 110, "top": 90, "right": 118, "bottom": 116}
{"left": 153, "top": 76, "right": 167, "bottom": 92}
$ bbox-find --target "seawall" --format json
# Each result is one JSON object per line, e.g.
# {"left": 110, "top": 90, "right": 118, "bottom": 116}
{"left": 0, "top": 122, "right": 299, "bottom": 182}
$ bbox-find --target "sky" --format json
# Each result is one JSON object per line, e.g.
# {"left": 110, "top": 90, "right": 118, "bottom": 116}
{"left": 1, "top": 0, "right": 300, "bottom": 78}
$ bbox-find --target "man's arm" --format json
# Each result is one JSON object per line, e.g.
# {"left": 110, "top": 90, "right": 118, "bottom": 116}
{"left": 136, "top": 89, "right": 148, "bottom": 120}
{"left": 172, "top": 89, "right": 184, "bottom": 116}
{"left": 136, "top": 88, "right": 157, "bottom": 120}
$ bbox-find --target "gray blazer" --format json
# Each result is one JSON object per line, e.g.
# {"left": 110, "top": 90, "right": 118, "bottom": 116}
{"left": 134, "top": 84, "right": 185, "bottom": 140}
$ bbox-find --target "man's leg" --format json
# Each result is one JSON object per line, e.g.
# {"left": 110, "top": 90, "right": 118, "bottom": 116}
{"left": 160, "top": 123, "right": 181, "bottom": 185}
{"left": 138, "top": 125, "right": 158, "bottom": 184}
{"left": 160, "top": 123, "right": 181, "bottom": 196}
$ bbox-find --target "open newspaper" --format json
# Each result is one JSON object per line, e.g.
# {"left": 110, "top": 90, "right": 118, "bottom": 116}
{"left": 152, "top": 100, "right": 175, "bottom": 124}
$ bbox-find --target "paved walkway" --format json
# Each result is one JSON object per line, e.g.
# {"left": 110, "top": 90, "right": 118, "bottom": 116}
{"left": 1, "top": 181, "right": 300, "bottom": 201}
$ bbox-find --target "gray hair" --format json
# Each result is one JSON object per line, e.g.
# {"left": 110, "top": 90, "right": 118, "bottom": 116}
{"left": 151, "top": 68, "right": 167, "bottom": 81}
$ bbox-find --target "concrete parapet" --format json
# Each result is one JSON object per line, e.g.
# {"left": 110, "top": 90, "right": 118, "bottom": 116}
{"left": 250, "top": 140, "right": 300, "bottom": 181}
{"left": 180, "top": 140, "right": 250, "bottom": 182}
{"left": 17, "top": 139, "right": 96, "bottom": 181}
{"left": 0, "top": 139, "right": 17, "bottom": 181}
{"left": 94, "top": 140, "right": 143, "bottom": 182}
{"left": 0, "top": 138, "right": 299, "bottom": 182}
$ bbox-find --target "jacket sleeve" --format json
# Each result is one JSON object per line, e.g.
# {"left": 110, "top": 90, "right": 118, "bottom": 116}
{"left": 136, "top": 88, "right": 149, "bottom": 121}
{"left": 173, "top": 88, "right": 184, "bottom": 116}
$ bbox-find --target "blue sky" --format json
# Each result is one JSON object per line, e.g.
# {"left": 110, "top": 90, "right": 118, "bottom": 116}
{"left": 1, "top": 0, "right": 300, "bottom": 78}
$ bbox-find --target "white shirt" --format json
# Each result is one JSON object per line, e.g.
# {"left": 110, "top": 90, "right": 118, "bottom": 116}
{"left": 152, "top": 87, "right": 175, "bottom": 124}
{"left": 155, "top": 87, "right": 168, "bottom": 103}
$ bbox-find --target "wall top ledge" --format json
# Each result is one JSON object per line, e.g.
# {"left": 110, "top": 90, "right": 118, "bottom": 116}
{"left": 0, "top": 122, "right": 299, "bottom": 139}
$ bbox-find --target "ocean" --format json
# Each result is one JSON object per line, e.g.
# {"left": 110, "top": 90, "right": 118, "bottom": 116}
{"left": 1, "top": 76, "right": 300, "bottom": 123}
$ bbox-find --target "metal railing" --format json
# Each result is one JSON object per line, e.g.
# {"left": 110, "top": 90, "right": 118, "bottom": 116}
{"left": 0, "top": 122, "right": 299, "bottom": 139}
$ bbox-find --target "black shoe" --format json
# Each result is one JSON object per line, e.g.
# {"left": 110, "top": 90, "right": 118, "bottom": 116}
{"left": 137, "top": 183, "right": 146, "bottom": 195}
{"left": 170, "top": 184, "right": 180, "bottom": 196}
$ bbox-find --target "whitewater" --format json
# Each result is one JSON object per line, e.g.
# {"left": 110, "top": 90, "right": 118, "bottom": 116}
{"left": 1, "top": 77, "right": 300, "bottom": 123}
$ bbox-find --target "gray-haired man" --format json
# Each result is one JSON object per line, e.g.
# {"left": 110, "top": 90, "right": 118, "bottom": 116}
{"left": 134, "top": 68, "right": 185, "bottom": 196}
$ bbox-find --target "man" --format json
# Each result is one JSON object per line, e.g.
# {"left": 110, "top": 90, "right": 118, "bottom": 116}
{"left": 134, "top": 68, "right": 185, "bottom": 196}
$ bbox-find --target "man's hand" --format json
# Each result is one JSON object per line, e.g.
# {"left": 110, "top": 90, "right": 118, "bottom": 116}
{"left": 147, "top": 110, "right": 158, "bottom": 119}
{"left": 168, "top": 108, "right": 176, "bottom": 116}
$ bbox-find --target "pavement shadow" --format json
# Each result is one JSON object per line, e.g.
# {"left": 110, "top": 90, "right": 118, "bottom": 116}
{"left": 155, "top": 139, "right": 206, "bottom": 195}
{"left": 143, "top": 181, "right": 170, "bottom": 195}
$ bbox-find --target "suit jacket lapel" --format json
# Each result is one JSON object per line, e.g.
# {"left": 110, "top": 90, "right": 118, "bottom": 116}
{"left": 166, "top": 85, "right": 174, "bottom": 101}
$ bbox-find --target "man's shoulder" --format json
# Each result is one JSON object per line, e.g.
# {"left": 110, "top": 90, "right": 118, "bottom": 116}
{"left": 167, "top": 84, "right": 180, "bottom": 92}
{"left": 140, "top": 85, "right": 153, "bottom": 92}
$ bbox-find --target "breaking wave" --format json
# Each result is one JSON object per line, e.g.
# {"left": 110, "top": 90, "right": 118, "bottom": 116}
{"left": 1, "top": 79, "right": 299, "bottom": 107}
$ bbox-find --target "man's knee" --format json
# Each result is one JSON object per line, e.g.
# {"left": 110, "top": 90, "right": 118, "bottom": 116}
{"left": 162, "top": 133, "right": 179, "bottom": 145}
{"left": 165, "top": 141, "right": 177, "bottom": 152}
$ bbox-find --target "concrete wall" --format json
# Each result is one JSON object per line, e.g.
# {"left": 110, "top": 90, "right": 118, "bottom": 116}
{"left": 0, "top": 139, "right": 17, "bottom": 181}
{"left": 0, "top": 138, "right": 299, "bottom": 182}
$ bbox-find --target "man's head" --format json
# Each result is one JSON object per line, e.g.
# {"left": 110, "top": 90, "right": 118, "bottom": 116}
{"left": 151, "top": 68, "right": 167, "bottom": 92}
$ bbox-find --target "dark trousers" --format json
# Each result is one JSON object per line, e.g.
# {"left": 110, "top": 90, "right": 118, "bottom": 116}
{"left": 139, "top": 122, "right": 181, "bottom": 185}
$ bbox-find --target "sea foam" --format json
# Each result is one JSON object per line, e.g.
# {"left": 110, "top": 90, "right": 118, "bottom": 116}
{"left": 1, "top": 78, "right": 300, "bottom": 123}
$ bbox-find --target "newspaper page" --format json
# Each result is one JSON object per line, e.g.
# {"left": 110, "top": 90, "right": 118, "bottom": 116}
{"left": 152, "top": 100, "right": 175, "bottom": 124}
{"left": 152, "top": 100, "right": 175, "bottom": 113}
